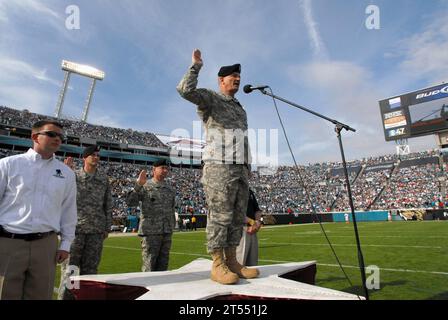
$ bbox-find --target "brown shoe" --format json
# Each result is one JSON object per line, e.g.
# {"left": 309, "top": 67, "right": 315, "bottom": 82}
{"left": 210, "top": 249, "right": 239, "bottom": 285}
{"left": 224, "top": 247, "right": 260, "bottom": 279}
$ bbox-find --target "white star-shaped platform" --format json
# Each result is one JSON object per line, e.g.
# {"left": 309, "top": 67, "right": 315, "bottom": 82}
{"left": 70, "top": 258, "right": 363, "bottom": 300}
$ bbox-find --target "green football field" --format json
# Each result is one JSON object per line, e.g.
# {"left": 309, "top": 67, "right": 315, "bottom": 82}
{"left": 56, "top": 221, "right": 448, "bottom": 300}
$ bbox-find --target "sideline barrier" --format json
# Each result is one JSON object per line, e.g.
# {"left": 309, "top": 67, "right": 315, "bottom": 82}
{"left": 331, "top": 210, "right": 389, "bottom": 222}
{"left": 166, "top": 209, "right": 447, "bottom": 230}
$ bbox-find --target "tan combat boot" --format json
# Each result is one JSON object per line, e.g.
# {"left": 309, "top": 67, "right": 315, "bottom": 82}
{"left": 210, "top": 249, "right": 239, "bottom": 285}
{"left": 224, "top": 247, "right": 260, "bottom": 279}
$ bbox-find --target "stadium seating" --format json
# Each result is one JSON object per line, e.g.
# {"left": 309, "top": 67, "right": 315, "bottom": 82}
{"left": 1, "top": 105, "right": 446, "bottom": 223}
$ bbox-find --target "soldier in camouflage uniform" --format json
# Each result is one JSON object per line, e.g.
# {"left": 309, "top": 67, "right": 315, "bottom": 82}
{"left": 58, "top": 145, "right": 113, "bottom": 300}
{"left": 177, "top": 49, "right": 259, "bottom": 285}
{"left": 126, "top": 159, "right": 175, "bottom": 272}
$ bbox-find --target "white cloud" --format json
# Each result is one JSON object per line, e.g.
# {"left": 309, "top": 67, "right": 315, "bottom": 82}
{"left": 0, "top": 9, "right": 7, "bottom": 23}
{"left": 0, "top": 0, "right": 91, "bottom": 44}
{"left": 285, "top": 59, "right": 395, "bottom": 163}
{"left": 288, "top": 58, "right": 392, "bottom": 160}
{"left": 297, "top": 140, "right": 332, "bottom": 153}
{"left": 88, "top": 114, "right": 124, "bottom": 130}
{"left": 97, "top": 1, "right": 278, "bottom": 87}
{"left": 398, "top": 15, "right": 448, "bottom": 84}
{"left": 289, "top": 60, "right": 371, "bottom": 94}
{"left": 298, "top": 0, "right": 328, "bottom": 60}
{"left": 0, "top": 0, "right": 60, "bottom": 21}
{"left": 0, "top": 85, "right": 54, "bottom": 115}
{"left": 0, "top": 55, "right": 60, "bottom": 116}
{"left": 21, "top": 0, "right": 60, "bottom": 18}
{"left": 0, "top": 56, "right": 60, "bottom": 86}
{"left": 0, "top": 0, "right": 444, "bottom": 166}
{"left": 287, "top": 59, "right": 379, "bottom": 127}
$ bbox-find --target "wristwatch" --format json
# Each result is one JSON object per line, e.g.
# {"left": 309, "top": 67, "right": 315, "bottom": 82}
{"left": 247, "top": 218, "right": 255, "bottom": 226}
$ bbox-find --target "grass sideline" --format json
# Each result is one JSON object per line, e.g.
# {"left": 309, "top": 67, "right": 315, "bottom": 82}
{"left": 55, "top": 221, "right": 448, "bottom": 300}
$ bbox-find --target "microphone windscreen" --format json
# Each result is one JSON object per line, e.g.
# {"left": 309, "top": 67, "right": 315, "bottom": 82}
{"left": 243, "top": 85, "right": 252, "bottom": 94}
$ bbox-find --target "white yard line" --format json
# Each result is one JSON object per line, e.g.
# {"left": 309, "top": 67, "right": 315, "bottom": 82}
{"left": 258, "top": 241, "right": 442, "bottom": 249}
{"left": 105, "top": 236, "right": 444, "bottom": 249}
{"left": 294, "top": 234, "right": 448, "bottom": 239}
{"left": 103, "top": 245, "right": 448, "bottom": 276}
{"left": 260, "top": 259, "right": 448, "bottom": 277}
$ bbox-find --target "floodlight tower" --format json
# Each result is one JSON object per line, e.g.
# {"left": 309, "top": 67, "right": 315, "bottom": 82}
{"left": 54, "top": 60, "right": 105, "bottom": 122}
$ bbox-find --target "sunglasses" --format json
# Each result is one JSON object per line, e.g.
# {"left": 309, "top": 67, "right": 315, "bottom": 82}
{"left": 37, "top": 130, "right": 66, "bottom": 141}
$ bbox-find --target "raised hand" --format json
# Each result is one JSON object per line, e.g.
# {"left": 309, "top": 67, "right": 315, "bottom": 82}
{"left": 137, "top": 169, "right": 147, "bottom": 186}
{"left": 192, "top": 49, "right": 203, "bottom": 66}
{"left": 64, "top": 157, "right": 75, "bottom": 170}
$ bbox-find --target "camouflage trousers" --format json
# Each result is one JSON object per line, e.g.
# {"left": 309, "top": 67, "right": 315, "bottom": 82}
{"left": 57, "top": 233, "right": 105, "bottom": 300}
{"left": 141, "top": 233, "right": 172, "bottom": 272}
{"left": 201, "top": 163, "right": 249, "bottom": 253}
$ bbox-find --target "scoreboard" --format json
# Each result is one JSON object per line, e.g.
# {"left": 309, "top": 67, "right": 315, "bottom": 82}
{"left": 379, "top": 83, "right": 448, "bottom": 141}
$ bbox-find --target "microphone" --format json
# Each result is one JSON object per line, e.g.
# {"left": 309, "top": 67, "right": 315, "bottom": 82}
{"left": 243, "top": 84, "right": 269, "bottom": 94}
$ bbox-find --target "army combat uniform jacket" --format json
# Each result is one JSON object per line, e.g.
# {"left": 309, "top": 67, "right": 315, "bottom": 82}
{"left": 75, "top": 169, "right": 113, "bottom": 234}
{"left": 127, "top": 179, "right": 176, "bottom": 236}
{"left": 177, "top": 63, "right": 251, "bottom": 165}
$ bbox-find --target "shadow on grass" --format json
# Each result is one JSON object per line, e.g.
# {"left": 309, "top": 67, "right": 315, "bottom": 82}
{"left": 316, "top": 278, "right": 364, "bottom": 298}
{"left": 427, "top": 291, "right": 448, "bottom": 300}
{"left": 317, "top": 276, "right": 364, "bottom": 297}
{"left": 339, "top": 280, "right": 408, "bottom": 298}
{"left": 317, "top": 275, "right": 348, "bottom": 283}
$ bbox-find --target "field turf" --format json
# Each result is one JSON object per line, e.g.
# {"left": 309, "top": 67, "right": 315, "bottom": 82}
{"left": 56, "top": 221, "right": 448, "bottom": 300}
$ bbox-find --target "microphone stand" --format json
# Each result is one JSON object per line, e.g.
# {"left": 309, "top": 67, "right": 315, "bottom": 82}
{"left": 257, "top": 88, "right": 369, "bottom": 300}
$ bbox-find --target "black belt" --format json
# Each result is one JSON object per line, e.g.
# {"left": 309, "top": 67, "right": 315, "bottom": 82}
{"left": 220, "top": 161, "right": 248, "bottom": 165}
{"left": 0, "top": 226, "right": 55, "bottom": 241}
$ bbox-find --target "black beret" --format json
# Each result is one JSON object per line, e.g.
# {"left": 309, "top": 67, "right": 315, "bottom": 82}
{"left": 153, "top": 159, "right": 169, "bottom": 167}
{"left": 218, "top": 64, "right": 241, "bottom": 77}
{"left": 82, "top": 145, "right": 100, "bottom": 158}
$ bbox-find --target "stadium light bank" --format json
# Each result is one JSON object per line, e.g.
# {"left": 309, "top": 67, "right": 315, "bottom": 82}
{"left": 55, "top": 60, "right": 105, "bottom": 122}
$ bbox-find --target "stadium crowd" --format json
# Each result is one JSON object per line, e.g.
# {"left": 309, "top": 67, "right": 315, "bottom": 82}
{"left": 0, "top": 106, "right": 165, "bottom": 148}
{"left": 1, "top": 106, "right": 446, "bottom": 221}
{"left": 75, "top": 151, "right": 445, "bottom": 221}
{"left": 372, "top": 163, "right": 442, "bottom": 210}
{"left": 2, "top": 147, "right": 445, "bottom": 220}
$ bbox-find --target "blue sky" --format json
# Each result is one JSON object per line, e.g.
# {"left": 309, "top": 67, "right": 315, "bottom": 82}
{"left": 1, "top": 0, "right": 448, "bottom": 165}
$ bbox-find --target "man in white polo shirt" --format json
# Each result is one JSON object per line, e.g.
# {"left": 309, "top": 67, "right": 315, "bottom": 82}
{"left": 0, "top": 120, "right": 77, "bottom": 300}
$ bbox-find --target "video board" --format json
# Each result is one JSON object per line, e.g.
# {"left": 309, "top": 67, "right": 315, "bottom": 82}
{"left": 379, "top": 83, "right": 448, "bottom": 141}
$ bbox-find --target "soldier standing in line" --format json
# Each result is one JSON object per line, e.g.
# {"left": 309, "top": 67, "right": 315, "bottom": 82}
{"left": 58, "top": 145, "right": 113, "bottom": 300}
{"left": 126, "top": 159, "right": 175, "bottom": 272}
{"left": 177, "top": 49, "right": 259, "bottom": 285}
